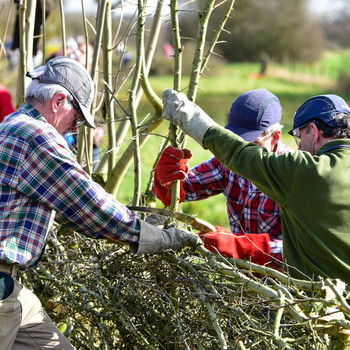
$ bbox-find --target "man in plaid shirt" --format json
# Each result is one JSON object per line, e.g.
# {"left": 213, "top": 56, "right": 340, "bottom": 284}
{"left": 154, "top": 89, "right": 294, "bottom": 269}
{"left": 0, "top": 57, "right": 199, "bottom": 349}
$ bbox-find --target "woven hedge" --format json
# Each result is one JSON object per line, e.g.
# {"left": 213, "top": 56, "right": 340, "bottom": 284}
{"left": 22, "top": 222, "right": 350, "bottom": 350}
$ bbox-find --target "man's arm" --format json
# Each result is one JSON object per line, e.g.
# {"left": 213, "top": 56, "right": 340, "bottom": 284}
{"left": 16, "top": 127, "right": 200, "bottom": 253}
{"left": 161, "top": 89, "right": 298, "bottom": 205}
{"left": 184, "top": 157, "right": 227, "bottom": 201}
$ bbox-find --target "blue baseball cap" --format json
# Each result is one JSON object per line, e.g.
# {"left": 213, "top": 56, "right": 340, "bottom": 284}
{"left": 225, "top": 89, "right": 283, "bottom": 142}
{"left": 289, "top": 94, "right": 350, "bottom": 135}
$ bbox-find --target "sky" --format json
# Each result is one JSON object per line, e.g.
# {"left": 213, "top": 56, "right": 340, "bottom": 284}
{"left": 65, "top": 0, "right": 97, "bottom": 14}
{"left": 308, "top": 0, "right": 347, "bottom": 17}
{"left": 65, "top": 0, "right": 346, "bottom": 17}
{"left": 64, "top": 0, "right": 147, "bottom": 15}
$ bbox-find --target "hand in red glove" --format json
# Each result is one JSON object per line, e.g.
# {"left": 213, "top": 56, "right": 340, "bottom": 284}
{"left": 153, "top": 146, "right": 192, "bottom": 206}
{"left": 199, "top": 226, "right": 271, "bottom": 266}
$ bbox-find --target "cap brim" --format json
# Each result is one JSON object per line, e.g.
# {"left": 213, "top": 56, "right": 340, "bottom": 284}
{"left": 80, "top": 104, "right": 95, "bottom": 128}
{"left": 225, "top": 123, "right": 264, "bottom": 142}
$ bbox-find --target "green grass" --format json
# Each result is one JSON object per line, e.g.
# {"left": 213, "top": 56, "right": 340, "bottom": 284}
{"left": 109, "top": 56, "right": 350, "bottom": 230}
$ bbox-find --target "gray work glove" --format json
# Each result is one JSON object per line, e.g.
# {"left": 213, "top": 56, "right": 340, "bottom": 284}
{"left": 129, "top": 220, "right": 202, "bottom": 255}
{"left": 162, "top": 89, "right": 219, "bottom": 146}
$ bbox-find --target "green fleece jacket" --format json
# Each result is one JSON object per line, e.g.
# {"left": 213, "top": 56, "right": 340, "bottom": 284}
{"left": 204, "top": 125, "right": 350, "bottom": 285}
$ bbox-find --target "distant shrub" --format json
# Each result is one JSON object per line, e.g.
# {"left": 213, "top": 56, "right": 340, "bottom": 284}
{"left": 337, "top": 70, "right": 350, "bottom": 95}
{"left": 149, "top": 42, "right": 227, "bottom": 77}
{"left": 179, "top": 0, "right": 324, "bottom": 64}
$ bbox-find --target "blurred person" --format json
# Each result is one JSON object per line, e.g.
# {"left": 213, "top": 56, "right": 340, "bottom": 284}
{"left": 0, "top": 84, "right": 15, "bottom": 122}
{"left": 46, "top": 37, "right": 79, "bottom": 62}
{"left": 154, "top": 89, "right": 294, "bottom": 269}
{"left": 77, "top": 41, "right": 94, "bottom": 73}
{"left": 9, "top": 0, "right": 53, "bottom": 69}
{"left": 163, "top": 42, "right": 174, "bottom": 58}
{"left": 161, "top": 89, "right": 350, "bottom": 286}
{"left": 0, "top": 57, "right": 199, "bottom": 349}
{"left": 92, "top": 125, "right": 105, "bottom": 172}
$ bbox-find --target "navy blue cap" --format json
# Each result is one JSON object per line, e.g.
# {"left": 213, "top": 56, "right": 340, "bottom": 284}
{"left": 289, "top": 94, "right": 350, "bottom": 135}
{"left": 225, "top": 89, "right": 283, "bottom": 142}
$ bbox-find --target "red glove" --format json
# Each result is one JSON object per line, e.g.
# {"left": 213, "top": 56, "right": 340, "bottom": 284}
{"left": 153, "top": 146, "right": 192, "bottom": 206}
{"left": 199, "top": 226, "right": 271, "bottom": 266}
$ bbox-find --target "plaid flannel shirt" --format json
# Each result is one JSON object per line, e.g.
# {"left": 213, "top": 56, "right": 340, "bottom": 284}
{"left": 184, "top": 142, "right": 294, "bottom": 266}
{"left": 0, "top": 104, "right": 140, "bottom": 268}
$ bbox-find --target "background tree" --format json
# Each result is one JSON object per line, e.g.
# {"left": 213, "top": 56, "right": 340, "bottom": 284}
{"left": 321, "top": 9, "right": 350, "bottom": 50}
{"left": 179, "top": 0, "right": 324, "bottom": 63}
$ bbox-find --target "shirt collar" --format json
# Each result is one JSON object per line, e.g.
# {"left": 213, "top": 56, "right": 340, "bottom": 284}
{"left": 18, "top": 103, "right": 48, "bottom": 124}
{"left": 317, "top": 139, "right": 350, "bottom": 156}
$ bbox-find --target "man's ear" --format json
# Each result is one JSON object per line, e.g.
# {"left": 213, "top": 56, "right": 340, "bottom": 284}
{"left": 51, "top": 92, "right": 67, "bottom": 113}
{"left": 310, "top": 122, "right": 321, "bottom": 145}
{"left": 271, "top": 130, "right": 281, "bottom": 146}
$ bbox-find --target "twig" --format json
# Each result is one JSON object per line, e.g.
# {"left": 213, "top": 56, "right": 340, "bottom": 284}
{"left": 273, "top": 290, "right": 285, "bottom": 338}
{"left": 168, "top": 0, "right": 184, "bottom": 213}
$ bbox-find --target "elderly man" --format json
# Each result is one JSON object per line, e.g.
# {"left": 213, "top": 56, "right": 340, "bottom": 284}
{"left": 0, "top": 57, "right": 199, "bottom": 349}
{"left": 161, "top": 89, "right": 350, "bottom": 286}
{"left": 153, "top": 89, "right": 293, "bottom": 269}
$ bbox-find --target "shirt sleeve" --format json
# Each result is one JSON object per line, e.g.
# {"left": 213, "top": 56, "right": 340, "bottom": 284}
{"left": 203, "top": 125, "right": 299, "bottom": 206}
{"left": 16, "top": 130, "right": 140, "bottom": 243}
{"left": 184, "top": 157, "right": 228, "bottom": 201}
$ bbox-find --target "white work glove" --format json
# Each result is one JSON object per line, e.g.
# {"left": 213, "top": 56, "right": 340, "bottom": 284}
{"left": 162, "top": 89, "right": 218, "bottom": 146}
{"left": 129, "top": 220, "right": 202, "bottom": 254}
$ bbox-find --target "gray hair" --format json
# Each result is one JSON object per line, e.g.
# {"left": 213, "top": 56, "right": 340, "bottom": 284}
{"left": 24, "top": 80, "right": 73, "bottom": 111}
{"left": 258, "top": 123, "right": 283, "bottom": 139}
{"left": 263, "top": 122, "right": 283, "bottom": 134}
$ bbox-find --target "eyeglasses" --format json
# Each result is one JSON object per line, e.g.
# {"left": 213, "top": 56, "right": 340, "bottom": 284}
{"left": 70, "top": 99, "right": 85, "bottom": 127}
{"left": 291, "top": 123, "right": 308, "bottom": 147}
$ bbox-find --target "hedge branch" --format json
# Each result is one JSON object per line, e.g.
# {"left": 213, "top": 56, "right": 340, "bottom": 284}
{"left": 273, "top": 290, "right": 285, "bottom": 338}
{"left": 129, "top": 0, "right": 146, "bottom": 206}
{"left": 17, "top": 0, "right": 26, "bottom": 107}
{"left": 95, "top": 19, "right": 137, "bottom": 175}
{"left": 41, "top": 0, "right": 46, "bottom": 64}
{"left": 103, "top": 0, "right": 117, "bottom": 172}
{"left": 187, "top": 0, "right": 216, "bottom": 102}
{"left": 97, "top": 0, "right": 165, "bottom": 178}
{"left": 200, "top": 0, "right": 236, "bottom": 75}
{"left": 58, "top": 0, "right": 66, "bottom": 56}
{"left": 0, "top": 1, "right": 14, "bottom": 59}
{"left": 104, "top": 1, "right": 166, "bottom": 194}
{"left": 77, "top": 0, "right": 107, "bottom": 173}
{"left": 168, "top": 0, "right": 184, "bottom": 213}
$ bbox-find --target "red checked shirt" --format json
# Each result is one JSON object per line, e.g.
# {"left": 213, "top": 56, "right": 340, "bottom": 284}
{"left": 183, "top": 142, "right": 293, "bottom": 267}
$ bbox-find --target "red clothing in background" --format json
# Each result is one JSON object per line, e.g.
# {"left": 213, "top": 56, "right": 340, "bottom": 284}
{"left": 0, "top": 84, "right": 15, "bottom": 122}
